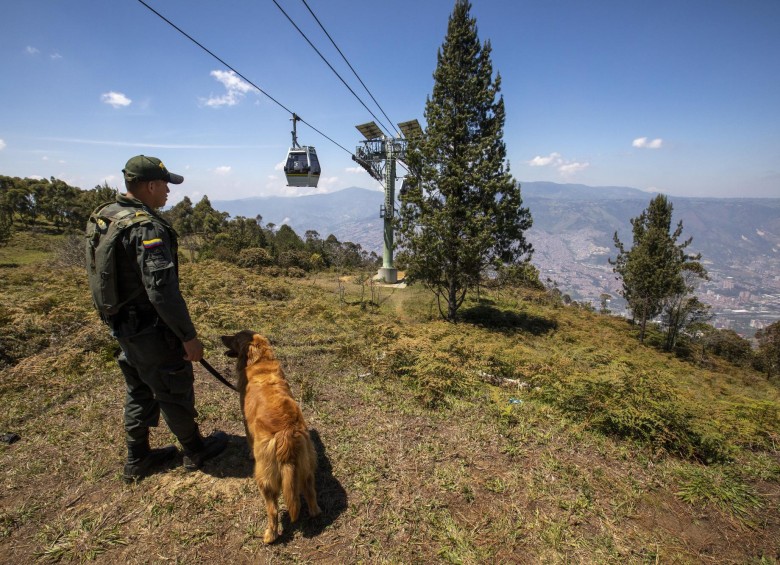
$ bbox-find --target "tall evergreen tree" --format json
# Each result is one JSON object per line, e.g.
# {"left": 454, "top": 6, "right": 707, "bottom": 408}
{"left": 164, "top": 196, "right": 195, "bottom": 237}
{"left": 178, "top": 196, "right": 227, "bottom": 261}
{"left": 397, "top": 0, "right": 533, "bottom": 321}
{"left": 611, "top": 194, "right": 705, "bottom": 343}
{"left": 191, "top": 196, "right": 227, "bottom": 240}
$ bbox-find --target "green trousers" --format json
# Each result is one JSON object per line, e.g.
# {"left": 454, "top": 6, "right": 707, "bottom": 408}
{"left": 116, "top": 325, "right": 199, "bottom": 450}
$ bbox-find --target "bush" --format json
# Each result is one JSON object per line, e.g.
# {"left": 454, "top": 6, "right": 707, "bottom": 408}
{"left": 536, "top": 367, "right": 733, "bottom": 463}
{"left": 257, "top": 281, "right": 291, "bottom": 301}
{"left": 237, "top": 247, "right": 273, "bottom": 269}
{"left": 278, "top": 250, "right": 311, "bottom": 271}
{"left": 382, "top": 333, "right": 478, "bottom": 407}
{"left": 209, "top": 245, "right": 238, "bottom": 263}
{"left": 705, "top": 328, "right": 754, "bottom": 366}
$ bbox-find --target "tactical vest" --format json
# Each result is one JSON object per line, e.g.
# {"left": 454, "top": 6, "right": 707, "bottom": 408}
{"left": 85, "top": 202, "right": 151, "bottom": 318}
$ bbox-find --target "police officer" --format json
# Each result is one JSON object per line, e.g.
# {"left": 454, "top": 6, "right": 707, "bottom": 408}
{"left": 101, "top": 155, "right": 227, "bottom": 482}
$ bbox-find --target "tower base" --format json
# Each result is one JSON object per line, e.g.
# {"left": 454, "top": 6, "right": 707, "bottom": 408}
{"left": 377, "top": 267, "right": 398, "bottom": 284}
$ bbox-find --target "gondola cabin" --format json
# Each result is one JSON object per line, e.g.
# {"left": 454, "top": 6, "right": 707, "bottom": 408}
{"left": 284, "top": 146, "right": 321, "bottom": 187}
{"left": 284, "top": 113, "right": 321, "bottom": 187}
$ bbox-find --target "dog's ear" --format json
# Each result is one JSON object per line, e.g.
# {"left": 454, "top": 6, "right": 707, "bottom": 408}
{"left": 224, "top": 349, "right": 238, "bottom": 358}
{"left": 246, "top": 343, "right": 261, "bottom": 366}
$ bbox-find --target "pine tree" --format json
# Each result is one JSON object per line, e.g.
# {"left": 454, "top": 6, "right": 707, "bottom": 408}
{"left": 397, "top": 0, "right": 533, "bottom": 321}
{"left": 611, "top": 194, "right": 705, "bottom": 343}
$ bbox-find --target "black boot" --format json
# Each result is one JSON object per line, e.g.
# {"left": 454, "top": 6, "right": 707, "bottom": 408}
{"left": 123, "top": 442, "right": 178, "bottom": 483}
{"left": 182, "top": 431, "right": 228, "bottom": 471}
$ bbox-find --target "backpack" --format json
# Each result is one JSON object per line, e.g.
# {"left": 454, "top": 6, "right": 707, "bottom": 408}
{"left": 85, "top": 202, "right": 151, "bottom": 318}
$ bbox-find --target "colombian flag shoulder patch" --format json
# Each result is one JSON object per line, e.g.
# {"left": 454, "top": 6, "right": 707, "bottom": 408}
{"left": 143, "top": 238, "right": 164, "bottom": 249}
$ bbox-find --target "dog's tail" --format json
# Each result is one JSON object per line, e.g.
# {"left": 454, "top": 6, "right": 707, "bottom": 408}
{"left": 276, "top": 428, "right": 302, "bottom": 522}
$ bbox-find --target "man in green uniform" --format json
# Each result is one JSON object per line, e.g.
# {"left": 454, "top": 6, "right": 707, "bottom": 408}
{"left": 94, "top": 155, "right": 228, "bottom": 482}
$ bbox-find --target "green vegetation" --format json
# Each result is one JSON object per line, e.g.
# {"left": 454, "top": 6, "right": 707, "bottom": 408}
{"left": 1, "top": 229, "right": 778, "bottom": 563}
{"left": 0, "top": 175, "right": 379, "bottom": 275}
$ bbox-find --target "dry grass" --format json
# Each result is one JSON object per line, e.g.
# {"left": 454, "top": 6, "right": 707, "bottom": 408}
{"left": 1, "top": 232, "right": 779, "bottom": 563}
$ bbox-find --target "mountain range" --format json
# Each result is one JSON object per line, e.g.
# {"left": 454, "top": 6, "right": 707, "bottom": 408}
{"left": 213, "top": 182, "right": 780, "bottom": 335}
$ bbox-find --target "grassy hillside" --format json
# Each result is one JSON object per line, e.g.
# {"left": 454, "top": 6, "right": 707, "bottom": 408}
{"left": 1, "top": 232, "right": 779, "bottom": 563}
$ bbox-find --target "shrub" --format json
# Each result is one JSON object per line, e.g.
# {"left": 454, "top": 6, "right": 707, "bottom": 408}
{"left": 209, "top": 245, "right": 238, "bottom": 263}
{"left": 257, "top": 281, "right": 291, "bottom": 301}
{"left": 536, "top": 367, "right": 733, "bottom": 463}
{"left": 705, "top": 328, "right": 754, "bottom": 366}
{"left": 675, "top": 466, "right": 762, "bottom": 520}
{"left": 237, "top": 247, "right": 273, "bottom": 269}
{"left": 278, "top": 250, "right": 311, "bottom": 271}
{"left": 383, "top": 333, "right": 478, "bottom": 407}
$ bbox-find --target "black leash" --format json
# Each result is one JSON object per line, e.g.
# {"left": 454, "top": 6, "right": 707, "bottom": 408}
{"left": 199, "top": 359, "right": 238, "bottom": 392}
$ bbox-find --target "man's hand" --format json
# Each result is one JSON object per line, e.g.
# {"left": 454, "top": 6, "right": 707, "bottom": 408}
{"left": 183, "top": 337, "right": 204, "bottom": 362}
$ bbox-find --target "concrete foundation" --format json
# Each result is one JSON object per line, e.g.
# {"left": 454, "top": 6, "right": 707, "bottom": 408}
{"left": 378, "top": 267, "right": 398, "bottom": 284}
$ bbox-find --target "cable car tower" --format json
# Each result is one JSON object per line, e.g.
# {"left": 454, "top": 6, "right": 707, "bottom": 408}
{"left": 353, "top": 119, "right": 422, "bottom": 284}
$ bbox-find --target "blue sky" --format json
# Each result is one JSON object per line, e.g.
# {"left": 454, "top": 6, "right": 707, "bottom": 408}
{"left": 1, "top": 0, "right": 778, "bottom": 204}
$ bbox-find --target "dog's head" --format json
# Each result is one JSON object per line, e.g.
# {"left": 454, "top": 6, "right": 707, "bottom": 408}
{"left": 221, "top": 330, "right": 275, "bottom": 367}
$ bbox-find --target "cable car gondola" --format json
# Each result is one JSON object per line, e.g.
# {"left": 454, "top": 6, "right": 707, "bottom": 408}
{"left": 284, "top": 114, "right": 321, "bottom": 187}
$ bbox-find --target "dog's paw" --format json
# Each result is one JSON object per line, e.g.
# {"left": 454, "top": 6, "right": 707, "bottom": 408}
{"left": 263, "top": 529, "right": 279, "bottom": 544}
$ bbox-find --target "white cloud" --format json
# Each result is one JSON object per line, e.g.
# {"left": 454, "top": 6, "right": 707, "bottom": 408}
{"left": 274, "top": 160, "right": 285, "bottom": 171}
{"left": 50, "top": 52, "right": 62, "bottom": 60}
{"left": 101, "top": 91, "right": 132, "bottom": 108}
{"left": 203, "top": 70, "right": 253, "bottom": 107}
{"left": 26, "top": 46, "right": 39, "bottom": 55}
{"left": 318, "top": 176, "right": 340, "bottom": 189}
{"left": 632, "top": 137, "right": 663, "bottom": 149}
{"left": 559, "top": 162, "right": 590, "bottom": 176}
{"left": 529, "top": 152, "right": 563, "bottom": 167}
{"left": 345, "top": 166, "right": 365, "bottom": 174}
{"left": 528, "top": 151, "right": 589, "bottom": 177}
{"left": 214, "top": 165, "right": 232, "bottom": 175}
{"left": 0, "top": 139, "right": 6, "bottom": 151}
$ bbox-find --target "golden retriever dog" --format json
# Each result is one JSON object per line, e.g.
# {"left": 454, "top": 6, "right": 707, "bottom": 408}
{"left": 221, "top": 330, "right": 321, "bottom": 543}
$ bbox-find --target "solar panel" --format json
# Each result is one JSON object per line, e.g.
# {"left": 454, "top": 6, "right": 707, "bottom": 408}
{"left": 355, "top": 121, "right": 384, "bottom": 140}
{"left": 398, "top": 119, "right": 423, "bottom": 139}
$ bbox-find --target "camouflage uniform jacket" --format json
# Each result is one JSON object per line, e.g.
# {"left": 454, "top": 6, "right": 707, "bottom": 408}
{"left": 106, "top": 193, "right": 196, "bottom": 342}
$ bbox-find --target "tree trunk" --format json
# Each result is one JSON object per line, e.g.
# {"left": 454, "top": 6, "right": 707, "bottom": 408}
{"left": 448, "top": 280, "right": 458, "bottom": 322}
